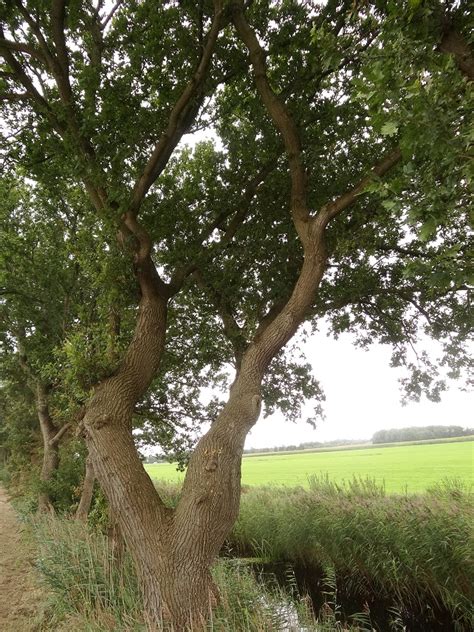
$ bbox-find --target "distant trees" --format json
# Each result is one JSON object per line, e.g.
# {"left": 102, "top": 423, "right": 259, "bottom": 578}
{"left": 243, "top": 439, "right": 364, "bottom": 454}
{"left": 372, "top": 426, "right": 473, "bottom": 444}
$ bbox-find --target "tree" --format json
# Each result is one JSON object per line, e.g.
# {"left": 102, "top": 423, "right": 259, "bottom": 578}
{"left": 1, "top": 0, "right": 472, "bottom": 628}
{"left": 0, "top": 179, "right": 83, "bottom": 510}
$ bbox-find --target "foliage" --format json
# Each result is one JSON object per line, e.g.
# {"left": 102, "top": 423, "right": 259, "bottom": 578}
{"left": 0, "top": 376, "right": 38, "bottom": 496}
{"left": 39, "top": 439, "right": 87, "bottom": 513}
{"left": 0, "top": 0, "right": 472, "bottom": 440}
{"left": 0, "top": 2, "right": 472, "bottom": 624}
{"left": 33, "top": 516, "right": 143, "bottom": 631}
{"left": 49, "top": 476, "right": 471, "bottom": 630}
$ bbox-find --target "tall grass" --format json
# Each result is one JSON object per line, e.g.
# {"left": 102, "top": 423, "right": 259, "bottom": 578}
{"left": 33, "top": 517, "right": 143, "bottom": 631}
{"left": 29, "top": 477, "right": 473, "bottom": 630}
{"left": 31, "top": 516, "right": 366, "bottom": 631}
{"left": 230, "top": 476, "right": 474, "bottom": 630}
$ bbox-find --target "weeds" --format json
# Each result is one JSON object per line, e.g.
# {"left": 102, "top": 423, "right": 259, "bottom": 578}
{"left": 28, "top": 477, "right": 473, "bottom": 630}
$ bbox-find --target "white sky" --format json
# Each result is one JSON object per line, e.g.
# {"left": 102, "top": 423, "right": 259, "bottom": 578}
{"left": 245, "top": 329, "right": 473, "bottom": 449}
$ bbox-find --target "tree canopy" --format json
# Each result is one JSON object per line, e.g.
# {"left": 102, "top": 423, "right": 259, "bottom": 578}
{"left": 0, "top": 0, "right": 472, "bottom": 627}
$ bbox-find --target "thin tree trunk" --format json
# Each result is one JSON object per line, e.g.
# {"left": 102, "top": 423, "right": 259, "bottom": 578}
{"left": 75, "top": 455, "right": 95, "bottom": 522}
{"left": 36, "top": 384, "right": 60, "bottom": 514}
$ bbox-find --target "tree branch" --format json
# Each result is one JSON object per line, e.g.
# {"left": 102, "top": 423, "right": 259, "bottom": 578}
{"left": 0, "top": 29, "right": 65, "bottom": 136}
{"left": 0, "top": 37, "right": 45, "bottom": 62}
{"left": 50, "top": 422, "right": 71, "bottom": 447}
{"left": 318, "top": 148, "right": 402, "bottom": 226}
{"left": 0, "top": 287, "right": 44, "bottom": 302}
{"left": 128, "top": 0, "right": 224, "bottom": 216}
{"left": 13, "top": 0, "right": 58, "bottom": 74}
{"left": 0, "top": 91, "right": 30, "bottom": 102}
{"left": 101, "top": 0, "right": 123, "bottom": 29}
{"left": 231, "top": 0, "right": 310, "bottom": 240}
{"left": 11, "top": 1, "right": 105, "bottom": 201}
{"left": 51, "top": 0, "right": 70, "bottom": 80}
{"left": 168, "top": 156, "right": 279, "bottom": 295}
{"left": 194, "top": 269, "right": 247, "bottom": 367}
{"left": 439, "top": 28, "right": 474, "bottom": 81}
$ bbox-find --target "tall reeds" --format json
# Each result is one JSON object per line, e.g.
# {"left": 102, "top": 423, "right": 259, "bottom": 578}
{"left": 29, "top": 477, "right": 472, "bottom": 630}
{"left": 32, "top": 515, "right": 364, "bottom": 630}
{"left": 230, "top": 476, "right": 473, "bottom": 630}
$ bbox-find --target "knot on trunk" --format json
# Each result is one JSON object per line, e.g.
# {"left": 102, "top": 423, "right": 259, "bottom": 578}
{"left": 251, "top": 393, "right": 261, "bottom": 415}
{"left": 205, "top": 457, "right": 218, "bottom": 472}
{"left": 89, "top": 413, "right": 111, "bottom": 429}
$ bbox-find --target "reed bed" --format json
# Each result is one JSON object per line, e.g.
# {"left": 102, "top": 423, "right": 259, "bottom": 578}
{"left": 229, "top": 476, "right": 473, "bottom": 630}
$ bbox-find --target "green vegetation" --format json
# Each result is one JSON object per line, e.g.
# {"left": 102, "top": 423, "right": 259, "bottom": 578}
{"left": 1, "top": 0, "right": 472, "bottom": 626}
{"left": 30, "top": 478, "right": 472, "bottom": 630}
{"left": 31, "top": 515, "right": 363, "bottom": 631}
{"left": 146, "top": 439, "right": 474, "bottom": 493}
{"left": 230, "top": 478, "right": 474, "bottom": 631}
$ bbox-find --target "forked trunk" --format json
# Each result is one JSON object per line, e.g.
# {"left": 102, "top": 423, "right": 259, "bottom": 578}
{"left": 79, "top": 3, "right": 330, "bottom": 620}
{"left": 82, "top": 241, "right": 328, "bottom": 629}
{"left": 85, "top": 376, "right": 260, "bottom": 630}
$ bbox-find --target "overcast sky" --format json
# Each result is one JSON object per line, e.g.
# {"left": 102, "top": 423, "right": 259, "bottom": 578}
{"left": 245, "top": 327, "right": 473, "bottom": 449}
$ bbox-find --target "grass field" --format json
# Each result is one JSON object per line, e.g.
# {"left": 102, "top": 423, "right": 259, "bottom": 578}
{"left": 145, "top": 439, "right": 474, "bottom": 493}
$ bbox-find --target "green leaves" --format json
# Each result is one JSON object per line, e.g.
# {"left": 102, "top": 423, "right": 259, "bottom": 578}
{"left": 419, "top": 216, "right": 438, "bottom": 242}
{"left": 381, "top": 121, "right": 399, "bottom": 137}
{"left": 0, "top": 0, "right": 472, "bottom": 443}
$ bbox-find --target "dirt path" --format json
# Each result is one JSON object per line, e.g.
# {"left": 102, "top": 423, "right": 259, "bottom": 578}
{"left": 0, "top": 487, "right": 45, "bottom": 631}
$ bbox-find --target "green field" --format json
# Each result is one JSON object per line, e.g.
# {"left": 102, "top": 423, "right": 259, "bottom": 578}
{"left": 145, "top": 440, "right": 474, "bottom": 493}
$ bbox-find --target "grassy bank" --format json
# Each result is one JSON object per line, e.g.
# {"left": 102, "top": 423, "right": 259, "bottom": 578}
{"left": 145, "top": 439, "right": 474, "bottom": 492}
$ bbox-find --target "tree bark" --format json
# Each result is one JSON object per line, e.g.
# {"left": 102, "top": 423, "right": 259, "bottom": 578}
{"left": 36, "top": 384, "right": 60, "bottom": 514}
{"left": 75, "top": 455, "right": 95, "bottom": 522}
{"left": 440, "top": 28, "right": 474, "bottom": 81}
{"left": 107, "top": 512, "right": 126, "bottom": 568}
{"left": 83, "top": 284, "right": 178, "bottom": 627}
{"left": 80, "top": 2, "right": 330, "bottom": 625}
{"left": 81, "top": 241, "right": 329, "bottom": 630}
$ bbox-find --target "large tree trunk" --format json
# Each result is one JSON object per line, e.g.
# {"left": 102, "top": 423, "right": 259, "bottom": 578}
{"left": 83, "top": 285, "right": 177, "bottom": 627}
{"left": 75, "top": 455, "right": 95, "bottom": 522}
{"left": 82, "top": 240, "right": 328, "bottom": 630}
{"left": 80, "top": 2, "right": 331, "bottom": 623}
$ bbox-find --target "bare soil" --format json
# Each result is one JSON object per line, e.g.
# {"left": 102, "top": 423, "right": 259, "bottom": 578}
{"left": 0, "top": 487, "right": 45, "bottom": 631}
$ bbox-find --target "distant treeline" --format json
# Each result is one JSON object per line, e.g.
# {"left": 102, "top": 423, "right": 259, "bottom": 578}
{"left": 144, "top": 427, "right": 473, "bottom": 463}
{"left": 372, "top": 425, "right": 473, "bottom": 444}
{"left": 243, "top": 439, "right": 364, "bottom": 455}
